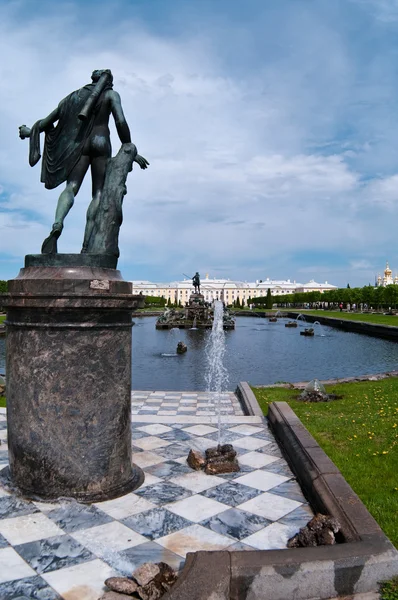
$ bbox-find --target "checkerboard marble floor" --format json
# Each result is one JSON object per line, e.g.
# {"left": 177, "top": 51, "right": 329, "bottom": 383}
{"left": 0, "top": 396, "right": 314, "bottom": 600}
{"left": 131, "top": 390, "right": 244, "bottom": 416}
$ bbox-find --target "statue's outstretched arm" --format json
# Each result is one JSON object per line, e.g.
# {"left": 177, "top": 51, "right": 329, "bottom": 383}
{"left": 110, "top": 91, "right": 149, "bottom": 169}
{"left": 110, "top": 91, "right": 131, "bottom": 144}
{"left": 19, "top": 107, "right": 59, "bottom": 139}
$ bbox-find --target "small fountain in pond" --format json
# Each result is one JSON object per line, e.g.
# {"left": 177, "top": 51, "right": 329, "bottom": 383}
{"left": 296, "top": 313, "right": 306, "bottom": 322}
{"left": 187, "top": 300, "right": 240, "bottom": 474}
{"left": 161, "top": 327, "right": 180, "bottom": 356}
{"left": 313, "top": 321, "right": 325, "bottom": 336}
{"left": 190, "top": 316, "right": 198, "bottom": 330}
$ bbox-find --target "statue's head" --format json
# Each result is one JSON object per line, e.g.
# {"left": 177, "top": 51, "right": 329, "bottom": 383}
{"left": 91, "top": 69, "right": 113, "bottom": 84}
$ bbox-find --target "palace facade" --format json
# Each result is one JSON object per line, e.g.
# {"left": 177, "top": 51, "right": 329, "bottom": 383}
{"left": 131, "top": 275, "right": 337, "bottom": 306}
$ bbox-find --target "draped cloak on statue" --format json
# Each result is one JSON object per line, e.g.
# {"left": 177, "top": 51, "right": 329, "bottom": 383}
{"left": 28, "top": 82, "right": 111, "bottom": 190}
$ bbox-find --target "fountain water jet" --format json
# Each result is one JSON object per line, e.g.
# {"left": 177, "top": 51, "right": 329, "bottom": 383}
{"left": 187, "top": 300, "right": 239, "bottom": 474}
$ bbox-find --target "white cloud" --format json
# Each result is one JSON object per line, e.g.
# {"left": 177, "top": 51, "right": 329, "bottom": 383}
{"left": 0, "top": 1, "right": 398, "bottom": 285}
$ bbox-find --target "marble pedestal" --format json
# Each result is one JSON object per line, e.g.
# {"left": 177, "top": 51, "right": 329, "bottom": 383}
{"left": 2, "top": 259, "right": 144, "bottom": 502}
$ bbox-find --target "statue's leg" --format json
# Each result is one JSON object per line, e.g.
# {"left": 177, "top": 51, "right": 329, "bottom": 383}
{"left": 41, "top": 156, "right": 90, "bottom": 254}
{"left": 81, "top": 156, "right": 108, "bottom": 253}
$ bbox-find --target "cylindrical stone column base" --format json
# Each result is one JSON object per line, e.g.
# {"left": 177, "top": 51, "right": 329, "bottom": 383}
{"left": 2, "top": 263, "right": 144, "bottom": 502}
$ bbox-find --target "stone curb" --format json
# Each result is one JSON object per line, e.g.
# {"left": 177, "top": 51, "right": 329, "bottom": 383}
{"left": 164, "top": 401, "right": 398, "bottom": 599}
{"left": 235, "top": 381, "right": 264, "bottom": 417}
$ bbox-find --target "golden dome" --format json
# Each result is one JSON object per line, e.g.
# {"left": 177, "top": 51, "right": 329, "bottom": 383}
{"left": 384, "top": 262, "right": 392, "bottom": 276}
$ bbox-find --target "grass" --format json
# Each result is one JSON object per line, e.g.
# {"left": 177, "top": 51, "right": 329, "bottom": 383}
{"left": 0, "top": 396, "right": 5, "bottom": 408}
{"left": 287, "top": 309, "right": 398, "bottom": 327}
{"left": 0, "top": 315, "right": 5, "bottom": 324}
{"left": 253, "top": 378, "right": 398, "bottom": 549}
{"left": 380, "top": 576, "right": 398, "bottom": 599}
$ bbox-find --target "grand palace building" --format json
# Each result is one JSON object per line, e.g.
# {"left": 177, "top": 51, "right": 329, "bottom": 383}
{"left": 131, "top": 275, "right": 337, "bottom": 305}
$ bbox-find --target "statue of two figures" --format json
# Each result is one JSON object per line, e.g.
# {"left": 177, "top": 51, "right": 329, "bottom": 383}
{"left": 19, "top": 69, "right": 149, "bottom": 259}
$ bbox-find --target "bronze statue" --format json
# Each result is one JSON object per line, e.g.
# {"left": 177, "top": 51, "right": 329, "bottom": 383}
{"left": 192, "top": 272, "right": 201, "bottom": 294}
{"left": 19, "top": 69, "right": 149, "bottom": 254}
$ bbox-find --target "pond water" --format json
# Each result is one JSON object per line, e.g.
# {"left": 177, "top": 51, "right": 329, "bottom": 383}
{"left": 1, "top": 316, "right": 398, "bottom": 390}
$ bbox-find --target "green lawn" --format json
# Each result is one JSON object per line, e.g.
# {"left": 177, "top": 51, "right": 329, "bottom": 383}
{"left": 253, "top": 378, "right": 398, "bottom": 549}
{"left": 0, "top": 315, "right": 5, "bottom": 324}
{"left": 0, "top": 397, "right": 5, "bottom": 408}
{"left": 287, "top": 309, "right": 398, "bottom": 327}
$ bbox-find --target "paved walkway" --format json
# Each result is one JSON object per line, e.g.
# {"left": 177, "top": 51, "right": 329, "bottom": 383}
{"left": 0, "top": 393, "right": 313, "bottom": 600}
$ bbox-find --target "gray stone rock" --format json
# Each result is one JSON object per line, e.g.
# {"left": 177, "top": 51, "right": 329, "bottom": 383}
{"left": 132, "top": 563, "right": 160, "bottom": 587}
{"left": 105, "top": 577, "right": 138, "bottom": 595}
{"left": 287, "top": 513, "right": 340, "bottom": 548}
{"left": 187, "top": 449, "right": 206, "bottom": 470}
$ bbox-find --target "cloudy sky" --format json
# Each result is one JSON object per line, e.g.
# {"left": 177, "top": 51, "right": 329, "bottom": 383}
{"left": 1, "top": 0, "right": 398, "bottom": 286}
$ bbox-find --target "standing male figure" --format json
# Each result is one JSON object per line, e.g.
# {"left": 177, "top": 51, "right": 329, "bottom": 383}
{"left": 192, "top": 272, "right": 201, "bottom": 294}
{"left": 19, "top": 69, "right": 149, "bottom": 253}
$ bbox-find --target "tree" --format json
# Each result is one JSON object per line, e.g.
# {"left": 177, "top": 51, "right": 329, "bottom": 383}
{"left": 0, "top": 281, "right": 7, "bottom": 294}
{"left": 167, "top": 298, "right": 172, "bottom": 307}
{"left": 236, "top": 297, "right": 241, "bottom": 308}
{"left": 266, "top": 288, "right": 273, "bottom": 309}
{"left": 347, "top": 283, "right": 351, "bottom": 289}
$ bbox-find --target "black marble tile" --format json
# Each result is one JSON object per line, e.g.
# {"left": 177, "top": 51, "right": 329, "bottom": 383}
{"left": 137, "top": 410, "right": 159, "bottom": 415}
{"left": 268, "top": 480, "right": 307, "bottom": 503}
{"left": 278, "top": 504, "right": 314, "bottom": 528}
{"left": 170, "top": 424, "right": 186, "bottom": 429}
{"left": 201, "top": 482, "right": 262, "bottom": 507}
{"left": 131, "top": 430, "right": 151, "bottom": 440}
{"left": 0, "top": 532, "right": 9, "bottom": 548}
{"left": 15, "top": 534, "right": 94, "bottom": 574}
{"left": 262, "top": 460, "right": 294, "bottom": 479}
{"left": 202, "top": 508, "right": 271, "bottom": 540}
{"left": 123, "top": 507, "right": 192, "bottom": 540}
{"left": 0, "top": 450, "right": 9, "bottom": 464}
{"left": 117, "top": 541, "right": 184, "bottom": 574}
{"left": 0, "top": 421, "right": 7, "bottom": 430}
{"left": 144, "top": 460, "right": 191, "bottom": 479}
{"left": 158, "top": 430, "right": 192, "bottom": 442}
{"left": 135, "top": 482, "right": 192, "bottom": 506}
{"left": 258, "top": 442, "right": 283, "bottom": 457}
{"left": 0, "top": 575, "right": 61, "bottom": 599}
{"left": 0, "top": 496, "right": 38, "bottom": 520}
{"left": 155, "top": 443, "right": 191, "bottom": 460}
{"left": 47, "top": 502, "right": 112, "bottom": 533}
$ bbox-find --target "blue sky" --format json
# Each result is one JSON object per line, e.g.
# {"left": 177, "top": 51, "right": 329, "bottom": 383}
{"left": 1, "top": 0, "right": 398, "bottom": 286}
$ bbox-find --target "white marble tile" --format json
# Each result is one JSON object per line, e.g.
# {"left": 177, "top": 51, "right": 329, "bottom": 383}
{"left": 94, "top": 493, "right": 156, "bottom": 520}
{"left": 238, "top": 492, "right": 302, "bottom": 521}
{"left": 156, "top": 524, "right": 231, "bottom": 557}
{"left": 162, "top": 403, "right": 180, "bottom": 407}
{"left": 158, "top": 411, "right": 178, "bottom": 416}
{"left": 0, "top": 430, "right": 7, "bottom": 442}
{"left": 139, "top": 474, "right": 163, "bottom": 489}
{"left": 0, "top": 546, "right": 36, "bottom": 583}
{"left": 0, "top": 512, "right": 64, "bottom": 545}
{"left": 233, "top": 437, "right": 271, "bottom": 451}
{"left": 33, "top": 500, "right": 63, "bottom": 513}
{"left": 133, "top": 451, "right": 166, "bottom": 469}
{"left": 170, "top": 471, "right": 224, "bottom": 494}
{"left": 137, "top": 424, "right": 173, "bottom": 435}
{"left": 182, "top": 425, "right": 218, "bottom": 436}
{"left": 166, "top": 495, "right": 227, "bottom": 522}
{"left": 72, "top": 521, "right": 148, "bottom": 552}
{"left": 42, "top": 558, "right": 115, "bottom": 600}
{"left": 238, "top": 452, "right": 280, "bottom": 469}
{"left": 133, "top": 436, "right": 171, "bottom": 451}
{"left": 234, "top": 470, "right": 289, "bottom": 492}
{"left": 242, "top": 522, "right": 298, "bottom": 550}
{"left": 128, "top": 416, "right": 263, "bottom": 424}
{"left": 0, "top": 407, "right": 6, "bottom": 415}
{"left": 228, "top": 425, "right": 264, "bottom": 436}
